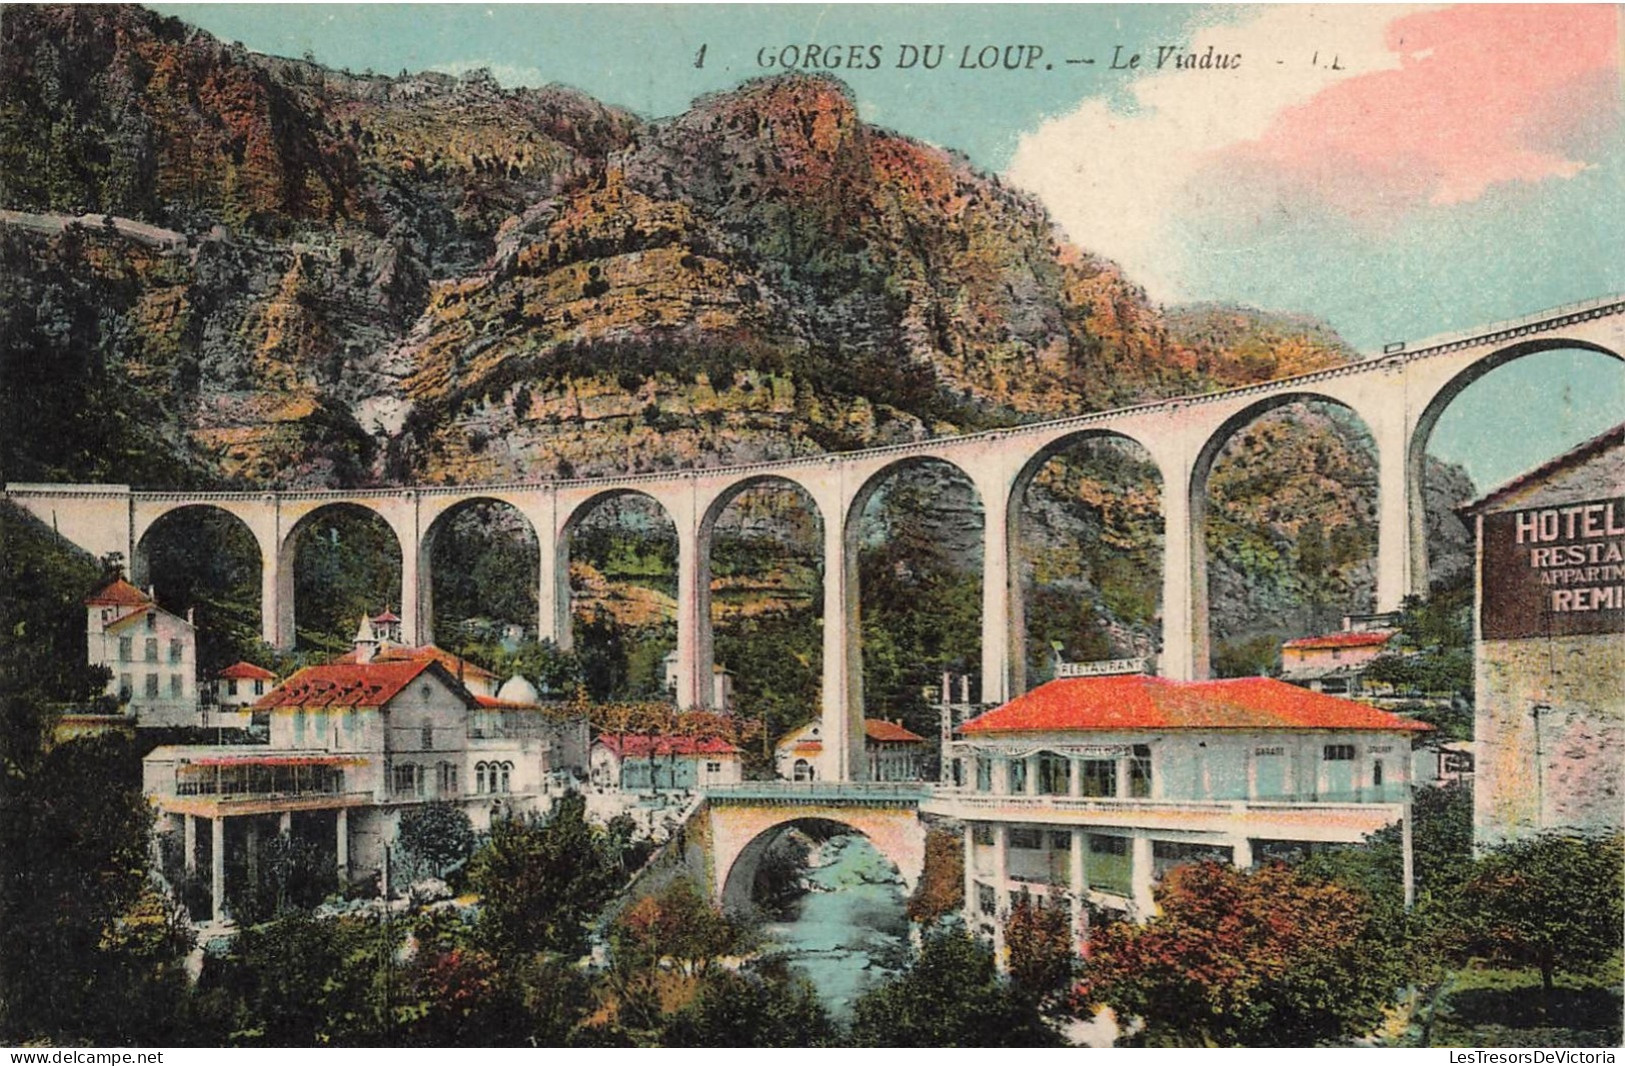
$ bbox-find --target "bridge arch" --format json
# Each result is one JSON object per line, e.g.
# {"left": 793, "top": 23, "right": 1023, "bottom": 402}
{"left": 420, "top": 496, "right": 541, "bottom": 649}
{"left": 712, "top": 807, "right": 925, "bottom": 912}
{"left": 696, "top": 475, "right": 826, "bottom": 718}
{"left": 1008, "top": 429, "right": 1166, "bottom": 693}
{"left": 1188, "top": 391, "right": 1381, "bottom": 678}
{"left": 1405, "top": 337, "right": 1625, "bottom": 588}
{"left": 277, "top": 502, "right": 405, "bottom": 652}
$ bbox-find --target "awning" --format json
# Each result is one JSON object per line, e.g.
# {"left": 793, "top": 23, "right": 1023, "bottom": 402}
{"left": 186, "top": 754, "right": 368, "bottom": 767}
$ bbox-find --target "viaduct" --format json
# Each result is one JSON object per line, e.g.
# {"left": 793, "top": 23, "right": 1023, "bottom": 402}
{"left": 8, "top": 294, "right": 1622, "bottom": 782}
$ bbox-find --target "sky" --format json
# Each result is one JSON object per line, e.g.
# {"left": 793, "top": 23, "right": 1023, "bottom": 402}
{"left": 153, "top": 3, "right": 1624, "bottom": 490}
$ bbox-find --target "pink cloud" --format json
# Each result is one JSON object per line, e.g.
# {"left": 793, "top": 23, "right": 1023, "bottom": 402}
{"left": 1221, "top": 5, "right": 1619, "bottom": 216}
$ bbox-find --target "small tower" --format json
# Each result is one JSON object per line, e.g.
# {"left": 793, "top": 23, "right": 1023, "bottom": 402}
{"left": 371, "top": 607, "right": 403, "bottom": 646}
{"left": 353, "top": 614, "right": 379, "bottom": 664}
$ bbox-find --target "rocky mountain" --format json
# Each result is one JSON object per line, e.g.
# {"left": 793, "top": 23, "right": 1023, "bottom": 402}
{"left": 0, "top": 3, "right": 1474, "bottom": 678}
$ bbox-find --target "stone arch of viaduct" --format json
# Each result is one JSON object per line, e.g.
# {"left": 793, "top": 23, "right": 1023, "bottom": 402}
{"left": 9, "top": 296, "right": 1622, "bottom": 781}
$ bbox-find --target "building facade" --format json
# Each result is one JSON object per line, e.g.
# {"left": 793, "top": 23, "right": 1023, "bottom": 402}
{"left": 1279, "top": 617, "right": 1397, "bottom": 696}
{"left": 1461, "top": 423, "right": 1624, "bottom": 846}
{"left": 85, "top": 578, "right": 198, "bottom": 728}
{"left": 937, "top": 673, "right": 1428, "bottom": 953}
{"left": 144, "top": 659, "right": 562, "bottom": 923}
{"left": 775, "top": 718, "right": 929, "bottom": 782}
{"left": 590, "top": 734, "right": 744, "bottom": 790}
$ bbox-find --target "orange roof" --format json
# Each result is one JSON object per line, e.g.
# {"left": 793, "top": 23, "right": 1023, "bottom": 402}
{"left": 595, "top": 734, "right": 741, "bottom": 758}
{"left": 372, "top": 608, "right": 401, "bottom": 623}
{"left": 865, "top": 718, "right": 925, "bottom": 743}
{"left": 1282, "top": 631, "right": 1394, "bottom": 651}
{"left": 962, "top": 675, "right": 1431, "bottom": 735}
{"left": 218, "top": 661, "right": 277, "bottom": 681}
{"left": 334, "top": 643, "right": 497, "bottom": 681}
{"left": 85, "top": 578, "right": 151, "bottom": 607}
{"left": 254, "top": 660, "right": 473, "bottom": 711}
{"left": 474, "top": 694, "right": 541, "bottom": 711}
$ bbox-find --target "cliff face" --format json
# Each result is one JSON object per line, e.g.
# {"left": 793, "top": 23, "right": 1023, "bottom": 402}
{"left": 1, "top": 3, "right": 1471, "bottom": 667}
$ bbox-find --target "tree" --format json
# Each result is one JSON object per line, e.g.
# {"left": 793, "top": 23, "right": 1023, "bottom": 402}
{"left": 611, "top": 878, "right": 752, "bottom": 980}
{"left": 662, "top": 967, "right": 835, "bottom": 1048}
{"left": 398, "top": 800, "right": 476, "bottom": 880}
{"left": 848, "top": 928, "right": 1064, "bottom": 1047}
{"left": 468, "top": 793, "right": 620, "bottom": 960}
{"left": 906, "top": 826, "right": 965, "bottom": 925}
{"left": 1084, "top": 861, "right": 1404, "bottom": 1047}
{"left": 1456, "top": 831, "right": 1625, "bottom": 1005}
{"left": 1003, "top": 890, "right": 1076, "bottom": 1006}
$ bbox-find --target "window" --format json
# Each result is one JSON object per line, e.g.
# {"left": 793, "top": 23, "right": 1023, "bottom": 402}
{"left": 226, "top": 679, "right": 238, "bottom": 697}
{"left": 499, "top": 762, "right": 511, "bottom": 793}
{"left": 1323, "top": 744, "right": 1356, "bottom": 761}
{"left": 1152, "top": 839, "right": 1234, "bottom": 880}
{"left": 706, "top": 761, "right": 722, "bottom": 773}
{"left": 169, "top": 639, "right": 183, "bottom": 664}
{"left": 1081, "top": 759, "right": 1117, "bottom": 798}
{"left": 1051, "top": 831, "right": 1072, "bottom": 851}
{"left": 1372, "top": 759, "right": 1384, "bottom": 787}
{"left": 1089, "top": 835, "right": 1129, "bottom": 856}
{"left": 118, "top": 674, "right": 132, "bottom": 700}
{"left": 118, "top": 637, "right": 132, "bottom": 662}
{"left": 146, "top": 612, "right": 156, "bottom": 631}
{"left": 476, "top": 762, "right": 487, "bottom": 794}
{"left": 253, "top": 679, "right": 265, "bottom": 695}
{"left": 1129, "top": 744, "right": 1153, "bottom": 798}
{"left": 437, "top": 762, "right": 458, "bottom": 795}
{"left": 421, "top": 723, "right": 434, "bottom": 750}
{"left": 1038, "top": 753, "right": 1071, "bottom": 795}
{"left": 393, "top": 764, "right": 420, "bottom": 796}
{"left": 1087, "top": 834, "right": 1132, "bottom": 895}
{"left": 975, "top": 757, "right": 992, "bottom": 792}
{"left": 1008, "top": 758, "right": 1028, "bottom": 794}
{"left": 1009, "top": 828, "right": 1044, "bottom": 850}
{"left": 170, "top": 674, "right": 182, "bottom": 699}
{"left": 793, "top": 758, "right": 812, "bottom": 782}
{"left": 144, "top": 673, "right": 159, "bottom": 698}
{"left": 144, "top": 638, "right": 158, "bottom": 662}
{"left": 977, "top": 884, "right": 997, "bottom": 916}
{"left": 973, "top": 824, "right": 994, "bottom": 846}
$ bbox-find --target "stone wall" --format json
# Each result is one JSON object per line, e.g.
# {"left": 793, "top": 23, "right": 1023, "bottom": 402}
{"left": 1475, "top": 631, "right": 1624, "bottom": 844}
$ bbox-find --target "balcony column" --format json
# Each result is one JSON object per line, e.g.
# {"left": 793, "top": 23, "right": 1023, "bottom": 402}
{"left": 211, "top": 817, "right": 225, "bottom": 924}
{"left": 279, "top": 810, "right": 292, "bottom": 836}
{"left": 1230, "top": 836, "right": 1254, "bottom": 870}
{"left": 336, "top": 808, "right": 349, "bottom": 884}
{"left": 991, "top": 824, "right": 1009, "bottom": 964}
{"left": 1068, "top": 757, "right": 1083, "bottom": 798}
{"left": 1026, "top": 753, "right": 1041, "bottom": 796}
{"left": 183, "top": 814, "right": 197, "bottom": 875}
{"left": 1130, "top": 835, "right": 1155, "bottom": 918}
{"left": 1070, "top": 827, "right": 1088, "bottom": 948}
{"left": 1115, "top": 754, "right": 1131, "bottom": 799}
{"left": 992, "top": 755, "right": 1009, "bottom": 796}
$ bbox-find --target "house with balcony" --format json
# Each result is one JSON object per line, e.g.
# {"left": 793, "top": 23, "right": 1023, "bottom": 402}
{"left": 143, "top": 658, "right": 564, "bottom": 924}
{"left": 931, "top": 671, "right": 1429, "bottom": 953}
{"left": 85, "top": 578, "right": 198, "bottom": 728}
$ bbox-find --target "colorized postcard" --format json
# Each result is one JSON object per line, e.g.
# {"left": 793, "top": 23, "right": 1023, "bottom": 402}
{"left": 0, "top": 2, "right": 1620, "bottom": 1051}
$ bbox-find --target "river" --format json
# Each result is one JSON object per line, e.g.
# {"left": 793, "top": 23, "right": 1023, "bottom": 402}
{"left": 758, "top": 832, "right": 911, "bottom": 1020}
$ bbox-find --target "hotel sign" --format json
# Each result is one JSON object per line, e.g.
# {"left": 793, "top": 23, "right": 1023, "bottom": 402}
{"left": 1481, "top": 495, "right": 1625, "bottom": 639}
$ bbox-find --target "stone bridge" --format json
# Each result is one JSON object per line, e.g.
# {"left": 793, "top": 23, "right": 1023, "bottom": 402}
{"left": 699, "top": 783, "right": 930, "bottom": 912}
{"left": 8, "top": 293, "right": 1623, "bottom": 780}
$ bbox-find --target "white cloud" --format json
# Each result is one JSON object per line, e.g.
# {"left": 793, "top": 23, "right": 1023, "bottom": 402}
{"left": 1005, "top": 6, "right": 1414, "bottom": 301}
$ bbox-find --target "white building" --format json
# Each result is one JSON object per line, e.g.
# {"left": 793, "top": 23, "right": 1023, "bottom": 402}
{"left": 85, "top": 578, "right": 198, "bottom": 728}
{"left": 144, "top": 658, "right": 563, "bottom": 923}
{"left": 661, "top": 649, "right": 735, "bottom": 712}
{"left": 775, "top": 718, "right": 928, "bottom": 782}
{"left": 936, "top": 672, "right": 1429, "bottom": 953}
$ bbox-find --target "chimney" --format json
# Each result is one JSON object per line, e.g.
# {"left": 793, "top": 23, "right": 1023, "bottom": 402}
{"left": 186, "top": 607, "right": 195, "bottom": 626}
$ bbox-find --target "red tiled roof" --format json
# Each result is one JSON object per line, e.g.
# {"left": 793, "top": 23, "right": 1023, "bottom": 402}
{"left": 218, "top": 661, "right": 277, "bottom": 681}
{"left": 85, "top": 578, "right": 151, "bottom": 607}
{"left": 372, "top": 608, "right": 401, "bottom": 623}
{"left": 962, "top": 675, "right": 1431, "bottom": 734}
{"left": 333, "top": 644, "right": 498, "bottom": 680}
{"left": 253, "top": 660, "right": 473, "bottom": 711}
{"left": 865, "top": 718, "right": 926, "bottom": 743}
{"left": 1282, "top": 631, "right": 1394, "bottom": 651}
{"left": 594, "top": 734, "right": 741, "bottom": 758}
{"left": 474, "top": 694, "right": 541, "bottom": 711}
{"left": 103, "top": 606, "right": 153, "bottom": 632}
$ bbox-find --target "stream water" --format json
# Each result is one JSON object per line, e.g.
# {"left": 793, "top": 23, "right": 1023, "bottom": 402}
{"left": 758, "top": 832, "right": 911, "bottom": 1021}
